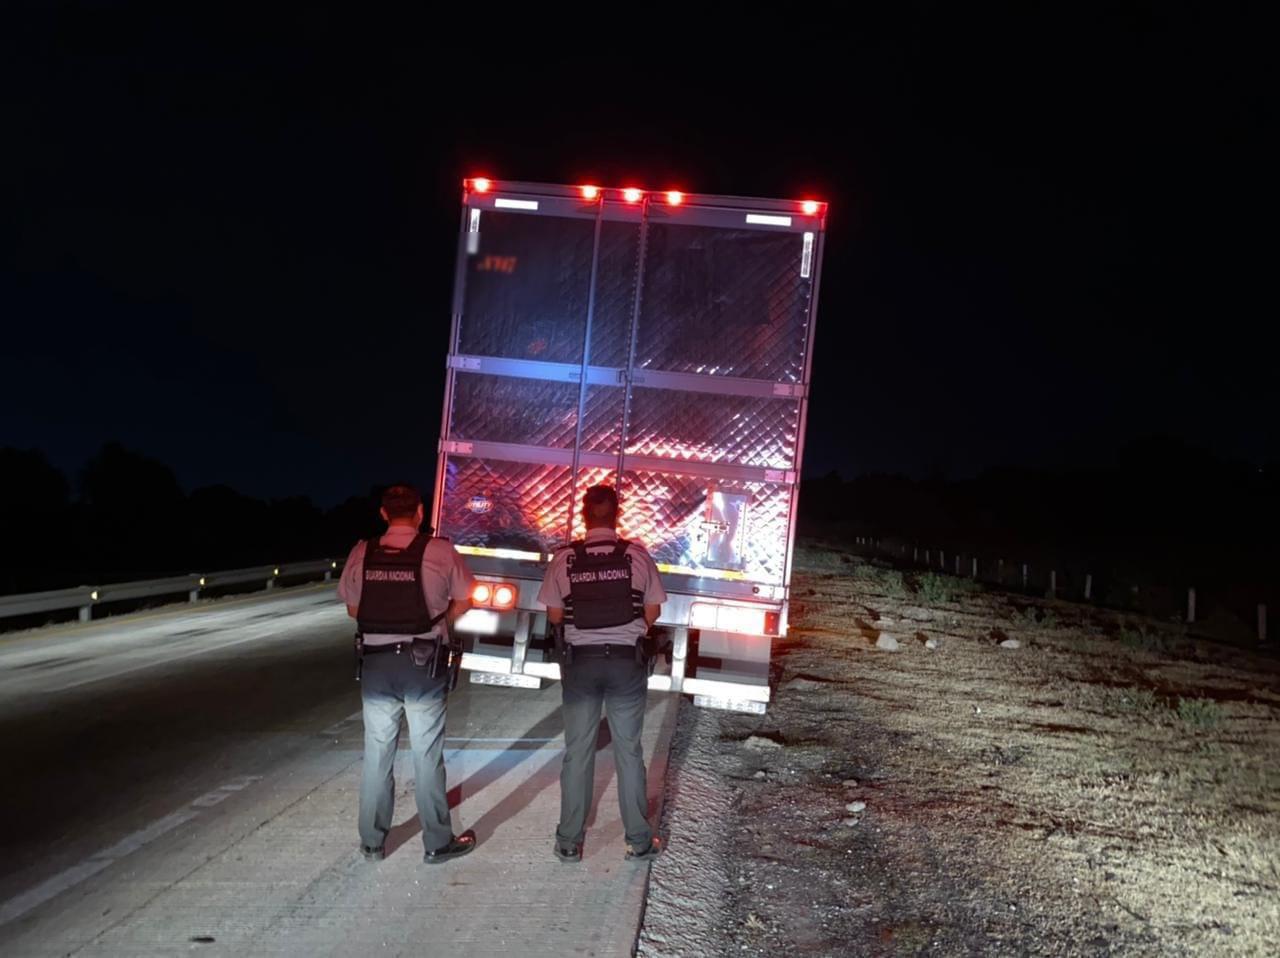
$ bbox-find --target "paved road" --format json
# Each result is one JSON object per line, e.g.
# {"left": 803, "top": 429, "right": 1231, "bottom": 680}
{"left": 0, "top": 587, "right": 678, "bottom": 956}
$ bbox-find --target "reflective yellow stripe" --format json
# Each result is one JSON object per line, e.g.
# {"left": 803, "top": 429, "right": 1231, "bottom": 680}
{"left": 655, "top": 562, "right": 749, "bottom": 582}
{"left": 456, "top": 545, "right": 547, "bottom": 562}
{"left": 457, "top": 547, "right": 754, "bottom": 584}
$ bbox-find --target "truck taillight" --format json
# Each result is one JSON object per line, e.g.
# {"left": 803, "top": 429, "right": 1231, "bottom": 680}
{"left": 666, "top": 190, "right": 684, "bottom": 206}
{"left": 492, "top": 584, "right": 517, "bottom": 610}
{"left": 581, "top": 185, "right": 600, "bottom": 200}
{"left": 470, "top": 178, "right": 492, "bottom": 193}
{"left": 471, "top": 581, "right": 517, "bottom": 610}
{"left": 689, "top": 602, "right": 769, "bottom": 635}
{"left": 802, "top": 200, "right": 820, "bottom": 215}
{"left": 623, "top": 188, "right": 643, "bottom": 203}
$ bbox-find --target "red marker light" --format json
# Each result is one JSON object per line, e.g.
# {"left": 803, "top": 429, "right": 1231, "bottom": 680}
{"left": 623, "top": 188, "right": 643, "bottom": 204}
{"left": 802, "top": 200, "right": 820, "bottom": 215}
{"left": 471, "top": 583, "right": 492, "bottom": 605}
{"left": 493, "top": 584, "right": 516, "bottom": 609}
{"left": 471, "top": 178, "right": 492, "bottom": 193}
{"left": 581, "top": 185, "right": 600, "bottom": 200}
{"left": 666, "top": 191, "right": 684, "bottom": 206}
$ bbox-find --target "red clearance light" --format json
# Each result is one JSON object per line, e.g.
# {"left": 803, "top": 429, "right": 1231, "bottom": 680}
{"left": 471, "top": 178, "right": 492, "bottom": 193}
{"left": 802, "top": 200, "right": 820, "bottom": 215}
{"left": 623, "top": 188, "right": 643, "bottom": 204}
{"left": 471, "top": 583, "right": 493, "bottom": 605}
{"left": 666, "top": 190, "right": 684, "bottom": 206}
{"left": 581, "top": 185, "right": 600, "bottom": 200}
{"left": 492, "top": 584, "right": 517, "bottom": 610}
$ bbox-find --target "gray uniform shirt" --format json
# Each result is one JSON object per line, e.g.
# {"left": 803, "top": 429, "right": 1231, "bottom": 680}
{"left": 537, "top": 528, "right": 667, "bottom": 647}
{"left": 338, "top": 529, "right": 474, "bottom": 647}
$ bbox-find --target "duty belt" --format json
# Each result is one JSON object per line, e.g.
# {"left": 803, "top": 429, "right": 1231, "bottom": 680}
{"left": 361, "top": 640, "right": 433, "bottom": 656}
{"left": 566, "top": 643, "right": 637, "bottom": 658}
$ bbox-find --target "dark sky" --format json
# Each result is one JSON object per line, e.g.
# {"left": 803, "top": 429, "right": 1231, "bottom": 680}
{"left": 3, "top": 5, "right": 1274, "bottom": 506}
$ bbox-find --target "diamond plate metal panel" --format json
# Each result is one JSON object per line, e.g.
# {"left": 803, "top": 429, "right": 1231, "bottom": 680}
{"left": 624, "top": 388, "right": 799, "bottom": 469}
{"left": 579, "top": 385, "right": 627, "bottom": 455}
{"left": 588, "top": 221, "right": 642, "bottom": 368}
{"left": 458, "top": 212, "right": 595, "bottom": 364}
{"left": 438, "top": 457, "right": 575, "bottom": 553}
{"left": 450, "top": 374, "right": 580, "bottom": 448}
{"left": 614, "top": 471, "right": 791, "bottom": 585}
{"left": 634, "top": 225, "right": 812, "bottom": 382}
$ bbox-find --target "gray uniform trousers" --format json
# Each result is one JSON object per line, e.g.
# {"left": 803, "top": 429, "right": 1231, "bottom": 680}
{"left": 359, "top": 650, "right": 453, "bottom": 853}
{"left": 556, "top": 646, "right": 653, "bottom": 848}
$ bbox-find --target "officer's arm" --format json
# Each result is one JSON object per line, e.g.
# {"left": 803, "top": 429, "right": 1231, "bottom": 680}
{"left": 537, "top": 551, "right": 566, "bottom": 626}
{"left": 346, "top": 604, "right": 358, "bottom": 619}
{"left": 446, "top": 598, "right": 470, "bottom": 626}
{"left": 643, "top": 604, "right": 661, "bottom": 627}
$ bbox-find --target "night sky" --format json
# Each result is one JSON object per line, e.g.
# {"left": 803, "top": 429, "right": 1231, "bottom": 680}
{"left": 4, "top": 5, "right": 1273, "bottom": 506}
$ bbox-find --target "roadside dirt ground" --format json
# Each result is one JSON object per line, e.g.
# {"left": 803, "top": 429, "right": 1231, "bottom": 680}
{"left": 639, "top": 540, "right": 1280, "bottom": 957}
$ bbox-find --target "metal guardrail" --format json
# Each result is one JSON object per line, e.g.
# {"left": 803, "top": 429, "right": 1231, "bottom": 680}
{"left": 0, "top": 559, "right": 340, "bottom": 624}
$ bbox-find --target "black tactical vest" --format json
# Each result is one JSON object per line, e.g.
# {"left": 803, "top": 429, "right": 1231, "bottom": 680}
{"left": 564, "top": 539, "right": 644, "bottom": 629}
{"left": 356, "top": 533, "right": 436, "bottom": 635}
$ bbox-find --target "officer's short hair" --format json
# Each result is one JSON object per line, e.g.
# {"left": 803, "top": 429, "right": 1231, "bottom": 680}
{"left": 381, "top": 483, "right": 422, "bottom": 520}
{"left": 582, "top": 484, "right": 618, "bottom": 525}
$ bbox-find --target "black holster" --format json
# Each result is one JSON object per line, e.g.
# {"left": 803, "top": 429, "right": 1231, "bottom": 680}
{"left": 442, "top": 638, "right": 462, "bottom": 692}
{"left": 428, "top": 635, "right": 463, "bottom": 690}
{"left": 640, "top": 627, "right": 671, "bottom": 677}
{"left": 552, "top": 623, "right": 571, "bottom": 667}
{"left": 410, "top": 637, "right": 436, "bottom": 671}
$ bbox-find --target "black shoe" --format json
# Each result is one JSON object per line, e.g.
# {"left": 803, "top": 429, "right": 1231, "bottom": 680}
{"left": 553, "top": 839, "right": 582, "bottom": 863}
{"left": 624, "top": 837, "right": 662, "bottom": 861}
{"left": 360, "top": 845, "right": 385, "bottom": 862}
{"left": 424, "top": 829, "right": 476, "bottom": 864}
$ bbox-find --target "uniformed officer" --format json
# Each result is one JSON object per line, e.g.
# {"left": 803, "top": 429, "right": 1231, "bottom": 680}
{"left": 338, "top": 484, "right": 477, "bottom": 864}
{"left": 537, "top": 485, "right": 667, "bottom": 862}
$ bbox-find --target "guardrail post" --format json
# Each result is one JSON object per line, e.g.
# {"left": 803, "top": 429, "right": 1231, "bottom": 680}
{"left": 188, "top": 588, "right": 199, "bottom": 603}
{"left": 78, "top": 604, "right": 91, "bottom": 623}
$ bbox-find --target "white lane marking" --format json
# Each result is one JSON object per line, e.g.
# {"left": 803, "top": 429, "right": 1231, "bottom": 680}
{"left": 49, "top": 630, "right": 299, "bottom": 693}
{"left": 92, "top": 810, "right": 201, "bottom": 861}
{"left": 189, "top": 774, "right": 263, "bottom": 807}
{"left": 0, "top": 600, "right": 344, "bottom": 696}
{"left": 190, "top": 792, "right": 231, "bottom": 808}
{"left": 443, "top": 737, "right": 560, "bottom": 743}
{"left": 321, "top": 711, "right": 364, "bottom": 737}
{"left": 0, "top": 860, "right": 113, "bottom": 927}
{"left": 216, "top": 775, "right": 263, "bottom": 792}
{"left": 0, "top": 775, "right": 263, "bottom": 929}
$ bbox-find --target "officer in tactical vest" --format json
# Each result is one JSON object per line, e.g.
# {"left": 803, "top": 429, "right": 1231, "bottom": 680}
{"left": 337, "top": 484, "right": 477, "bottom": 864}
{"left": 537, "top": 485, "right": 667, "bottom": 863}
